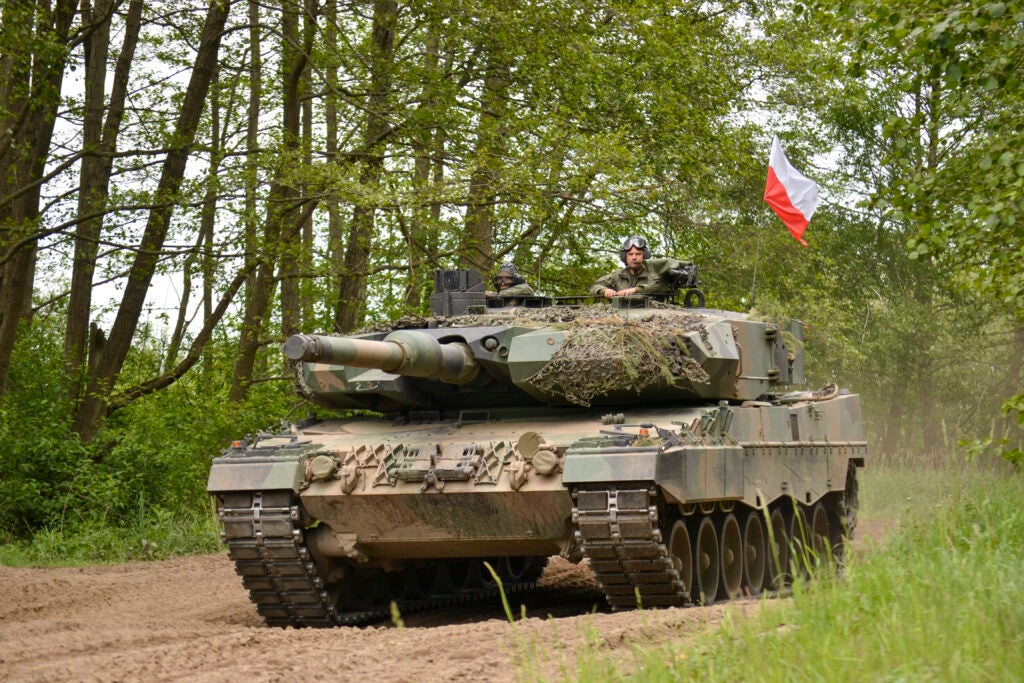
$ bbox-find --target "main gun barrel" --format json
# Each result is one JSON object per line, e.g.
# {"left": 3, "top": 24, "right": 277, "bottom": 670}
{"left": 284, "top": 330, "right": 479, "bottom": 385}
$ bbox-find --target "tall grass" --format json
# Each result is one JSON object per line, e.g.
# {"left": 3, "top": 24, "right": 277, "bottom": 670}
{"left": 534, "top": 463, "right": 1024, "bottom": 682}
{"left": 858, "top": 459, "right": 969, "bottom": 530}
{"left": 0, "top": 503, "right": 221, "bottom": 566}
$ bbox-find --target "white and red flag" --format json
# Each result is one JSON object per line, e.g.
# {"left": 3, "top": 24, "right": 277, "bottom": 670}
{"left": 763, "top": 136, "right": 819, "bottom": 247}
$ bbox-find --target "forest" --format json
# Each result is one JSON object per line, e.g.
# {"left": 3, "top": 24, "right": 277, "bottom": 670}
{"left": 0, "top": 0, "right": 1021, "bottom": 548}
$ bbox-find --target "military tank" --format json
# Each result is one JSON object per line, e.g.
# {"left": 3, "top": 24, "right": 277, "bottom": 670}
{"left": 208, "top": 268, "right": 866, "bottom": 626}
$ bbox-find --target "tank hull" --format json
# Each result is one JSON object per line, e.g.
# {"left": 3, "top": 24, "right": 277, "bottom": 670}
{"left": 209, "top": 396, "right": 865, "bottom": 625}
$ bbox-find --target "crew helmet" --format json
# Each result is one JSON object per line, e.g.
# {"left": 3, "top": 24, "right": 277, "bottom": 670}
{"left": 492, "top": 262, "right": 526, "bottom": 288}
{"left": 619, "top": 236, "right": 652, "bottom": 264}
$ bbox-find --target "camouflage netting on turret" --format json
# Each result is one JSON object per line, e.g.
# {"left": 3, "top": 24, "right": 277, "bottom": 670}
{"left": 356, "top": 303, "right": 686, "bottom": 334}
{"left": 435, "top": 304, "right": 635, "bottom": 328}
{"left": 526, "top": 313, "right": 711, "bottom": 406}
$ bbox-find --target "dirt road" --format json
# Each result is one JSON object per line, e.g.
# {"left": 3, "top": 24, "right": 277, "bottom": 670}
{"left": 0, "top": 517, "right": 890, "bottom": 682}
{"left": 0, "top": 553, "right": 757, "bottom": 682}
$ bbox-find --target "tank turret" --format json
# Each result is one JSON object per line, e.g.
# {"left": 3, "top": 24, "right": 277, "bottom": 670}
{"left": 288, "top": 300, "right": 804, "bottom": 414}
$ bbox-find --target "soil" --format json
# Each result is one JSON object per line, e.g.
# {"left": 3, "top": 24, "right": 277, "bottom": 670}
{"left": 0, "top": 521, "right": 889, "bottom": 682}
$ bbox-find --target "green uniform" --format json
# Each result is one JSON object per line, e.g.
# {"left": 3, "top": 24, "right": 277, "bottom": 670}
{"left": 589, "top": 258, "right": 688, "bottom": 297}
{"left": 499, "top": 282, "right": 536, "bottom": 297}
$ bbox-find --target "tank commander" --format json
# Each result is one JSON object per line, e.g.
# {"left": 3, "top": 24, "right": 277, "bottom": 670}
{"left": 590, "top": 236, "right": 697, "bottom": 299}
{"left": 490, "top": 262, "right": 536, "bottom": 297}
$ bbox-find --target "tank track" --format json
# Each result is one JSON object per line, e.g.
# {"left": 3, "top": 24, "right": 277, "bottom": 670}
{"left": 217, "top": 490, "right": 546, "bottom": 627}
{"left": 572, "top": 479, "right": 860, "bottom": 609}
{"left": 571, "top": 486, "right": 689, "bottom": 608}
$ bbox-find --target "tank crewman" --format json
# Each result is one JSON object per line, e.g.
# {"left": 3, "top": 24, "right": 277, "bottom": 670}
{"left": 589, "top": 236, "right": 696, "bottom": 299}
{"left": 490, "top": 262, "right": 536, "bottom": 297}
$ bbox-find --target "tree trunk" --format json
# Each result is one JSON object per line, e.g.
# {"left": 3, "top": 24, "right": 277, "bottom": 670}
{"left": 73, "top": 0, "right": 229, "bottom": 440}
{"left": 404, "top": 26, "right": 442, "bottom": 312}
{"left": 191, "top": 61, "right": 223, "bottom": 376}
{"left": 334, "top": 0, "right": 396, "bottom": 333}
{"left": 997, "top": 323, "right": 1024, "bottom": 452}
{"left": 64, "top": 0, "right": 113, "bottom": 404}
{"left": 300, "top": 0, "right": 315, "bottom": 327}
{"left": 65, "top": 0, "right": 143, "bottom": 405}
{"left": 278, "top": 0, "right": 302, "bottom": 338}
{"left": 0, "top": 0, "right": 78, "bottom": 395}
{"left": 230, "top": 0, "right": 316, "bottom": 401}
{"left": 880, "top": 380, "right": 906, "bottom": 462}
{"left": 459, "top": 57, "right": 508, "bottom": 272}
{"left": 324, "top": 0, "right": 343, "bottom": 316}
{"left": 233, "top": 0, "right": 263, "bottom": 386}
{"left": 229, "top": 251, "right": 278, "bottom": 402}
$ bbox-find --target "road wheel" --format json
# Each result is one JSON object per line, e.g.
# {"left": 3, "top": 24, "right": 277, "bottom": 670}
{"left": 766, "top": 506, "right": 790, "bottom": 590}
{"left": 743, "top": 511, "right": 767, "bottom": 595}
{"left": 718, "top": 513, "right": 743, "bottom": 600}
{"left": 810, "top": 502, "right": 831, "bottom": 570}
{"left": 668, "top": 519, "right": 694, "bottom": 601}
{"left": 694, "top": 516, "right": 720, "bottom": 605}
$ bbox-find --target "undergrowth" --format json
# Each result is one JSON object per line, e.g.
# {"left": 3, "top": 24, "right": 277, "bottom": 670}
{"left": 0, "top": 315, "right": 294, "bottom": 564}
{"left": 0, "top": 504, "right": 221, "bottom": 566}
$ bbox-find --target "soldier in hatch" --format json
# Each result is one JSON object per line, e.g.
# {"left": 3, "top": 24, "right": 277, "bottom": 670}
{"left": 590, "top": 236, "right": 696, "bottom": 299}
{"left": 491, "top": 262, "right": 536, "bottom": 297}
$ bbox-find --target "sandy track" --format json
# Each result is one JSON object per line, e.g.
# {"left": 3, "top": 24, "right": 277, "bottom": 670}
{"left": 0, "top": 517, "right": 890, "bottom": 682}
{"left": 0, "top": 553, "right": 755, "bottom": 682}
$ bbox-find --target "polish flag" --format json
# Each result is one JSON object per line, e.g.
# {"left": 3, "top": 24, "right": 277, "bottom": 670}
{"left": 763, "top": 136, "right": 819, "bottom": 247}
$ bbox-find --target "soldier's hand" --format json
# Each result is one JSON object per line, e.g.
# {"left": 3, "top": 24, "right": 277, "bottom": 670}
{"left": 615, "top": 287, "right": 638, "bottom": 297}
{"left": 603, "top": 288, "right": 616, "bottom": 299}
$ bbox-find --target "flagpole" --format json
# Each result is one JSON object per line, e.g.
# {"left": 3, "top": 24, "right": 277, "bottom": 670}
{"left": 749, "top": 204, "right": 768, "bottom": 311}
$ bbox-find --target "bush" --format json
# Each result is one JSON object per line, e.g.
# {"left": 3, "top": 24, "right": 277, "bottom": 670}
{"left": 0, "top": 316, "right": 296, "bottom": 557}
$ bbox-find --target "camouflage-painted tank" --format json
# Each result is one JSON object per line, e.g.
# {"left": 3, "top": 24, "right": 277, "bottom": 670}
{"left": 208, "top": 268, "right": 866, "bottom": 626}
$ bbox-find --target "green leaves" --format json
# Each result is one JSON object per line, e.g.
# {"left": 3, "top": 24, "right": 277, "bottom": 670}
{"left": 986, "top": 2, "right": 1006, "bottom": 19}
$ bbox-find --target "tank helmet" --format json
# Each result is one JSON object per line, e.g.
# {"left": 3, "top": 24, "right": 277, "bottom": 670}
{"left": 619, "top": 236, "right": 652, "bottom": 264}
{"left": 492, "top": 262, "right": 526, "bottom": 288}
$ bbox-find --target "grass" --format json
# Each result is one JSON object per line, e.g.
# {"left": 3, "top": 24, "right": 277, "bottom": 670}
{"left": 550, "top": 461, "right": 1024, "bottom": 681}
{"left": 858, "top": 458, "right": 973, "bottom": 529}
{"left": 0, "top": 504, "right": 221, "bottom": 567}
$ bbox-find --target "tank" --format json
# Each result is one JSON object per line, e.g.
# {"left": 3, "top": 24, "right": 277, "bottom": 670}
{"left": 208, "top": 268, "right": 866, "bottom": 626}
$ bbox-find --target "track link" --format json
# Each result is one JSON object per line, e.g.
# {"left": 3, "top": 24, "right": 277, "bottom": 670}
{"left": 572, "top": 486, "right": 689, "bottom": 608}
{"left": 217, "top": 490, "right": 545, "bottom": 627}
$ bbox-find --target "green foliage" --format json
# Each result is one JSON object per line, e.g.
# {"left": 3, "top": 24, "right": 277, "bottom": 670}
{"left": 0, "top": 313, "right": 294, "bottom": 555}
{"left": 799, "top": 0, "right": 1024, "bottom": 459}
{"left": 845, "top": 0, "right": 1024, "bottom": 314}
{"left": 0, "top": 506, "right": 221, "bottom": 566}
{"left": 960, "top": 392, "right": 1024, "bottom": 469}
{"left": 746, "top": 0, "right": 1024, "bottom": 462}
{"left": 0, "top": 313, "right": 93, "bottom": 537}
{"left": 332, "top": 0, "right": 769, "bottom": 322}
